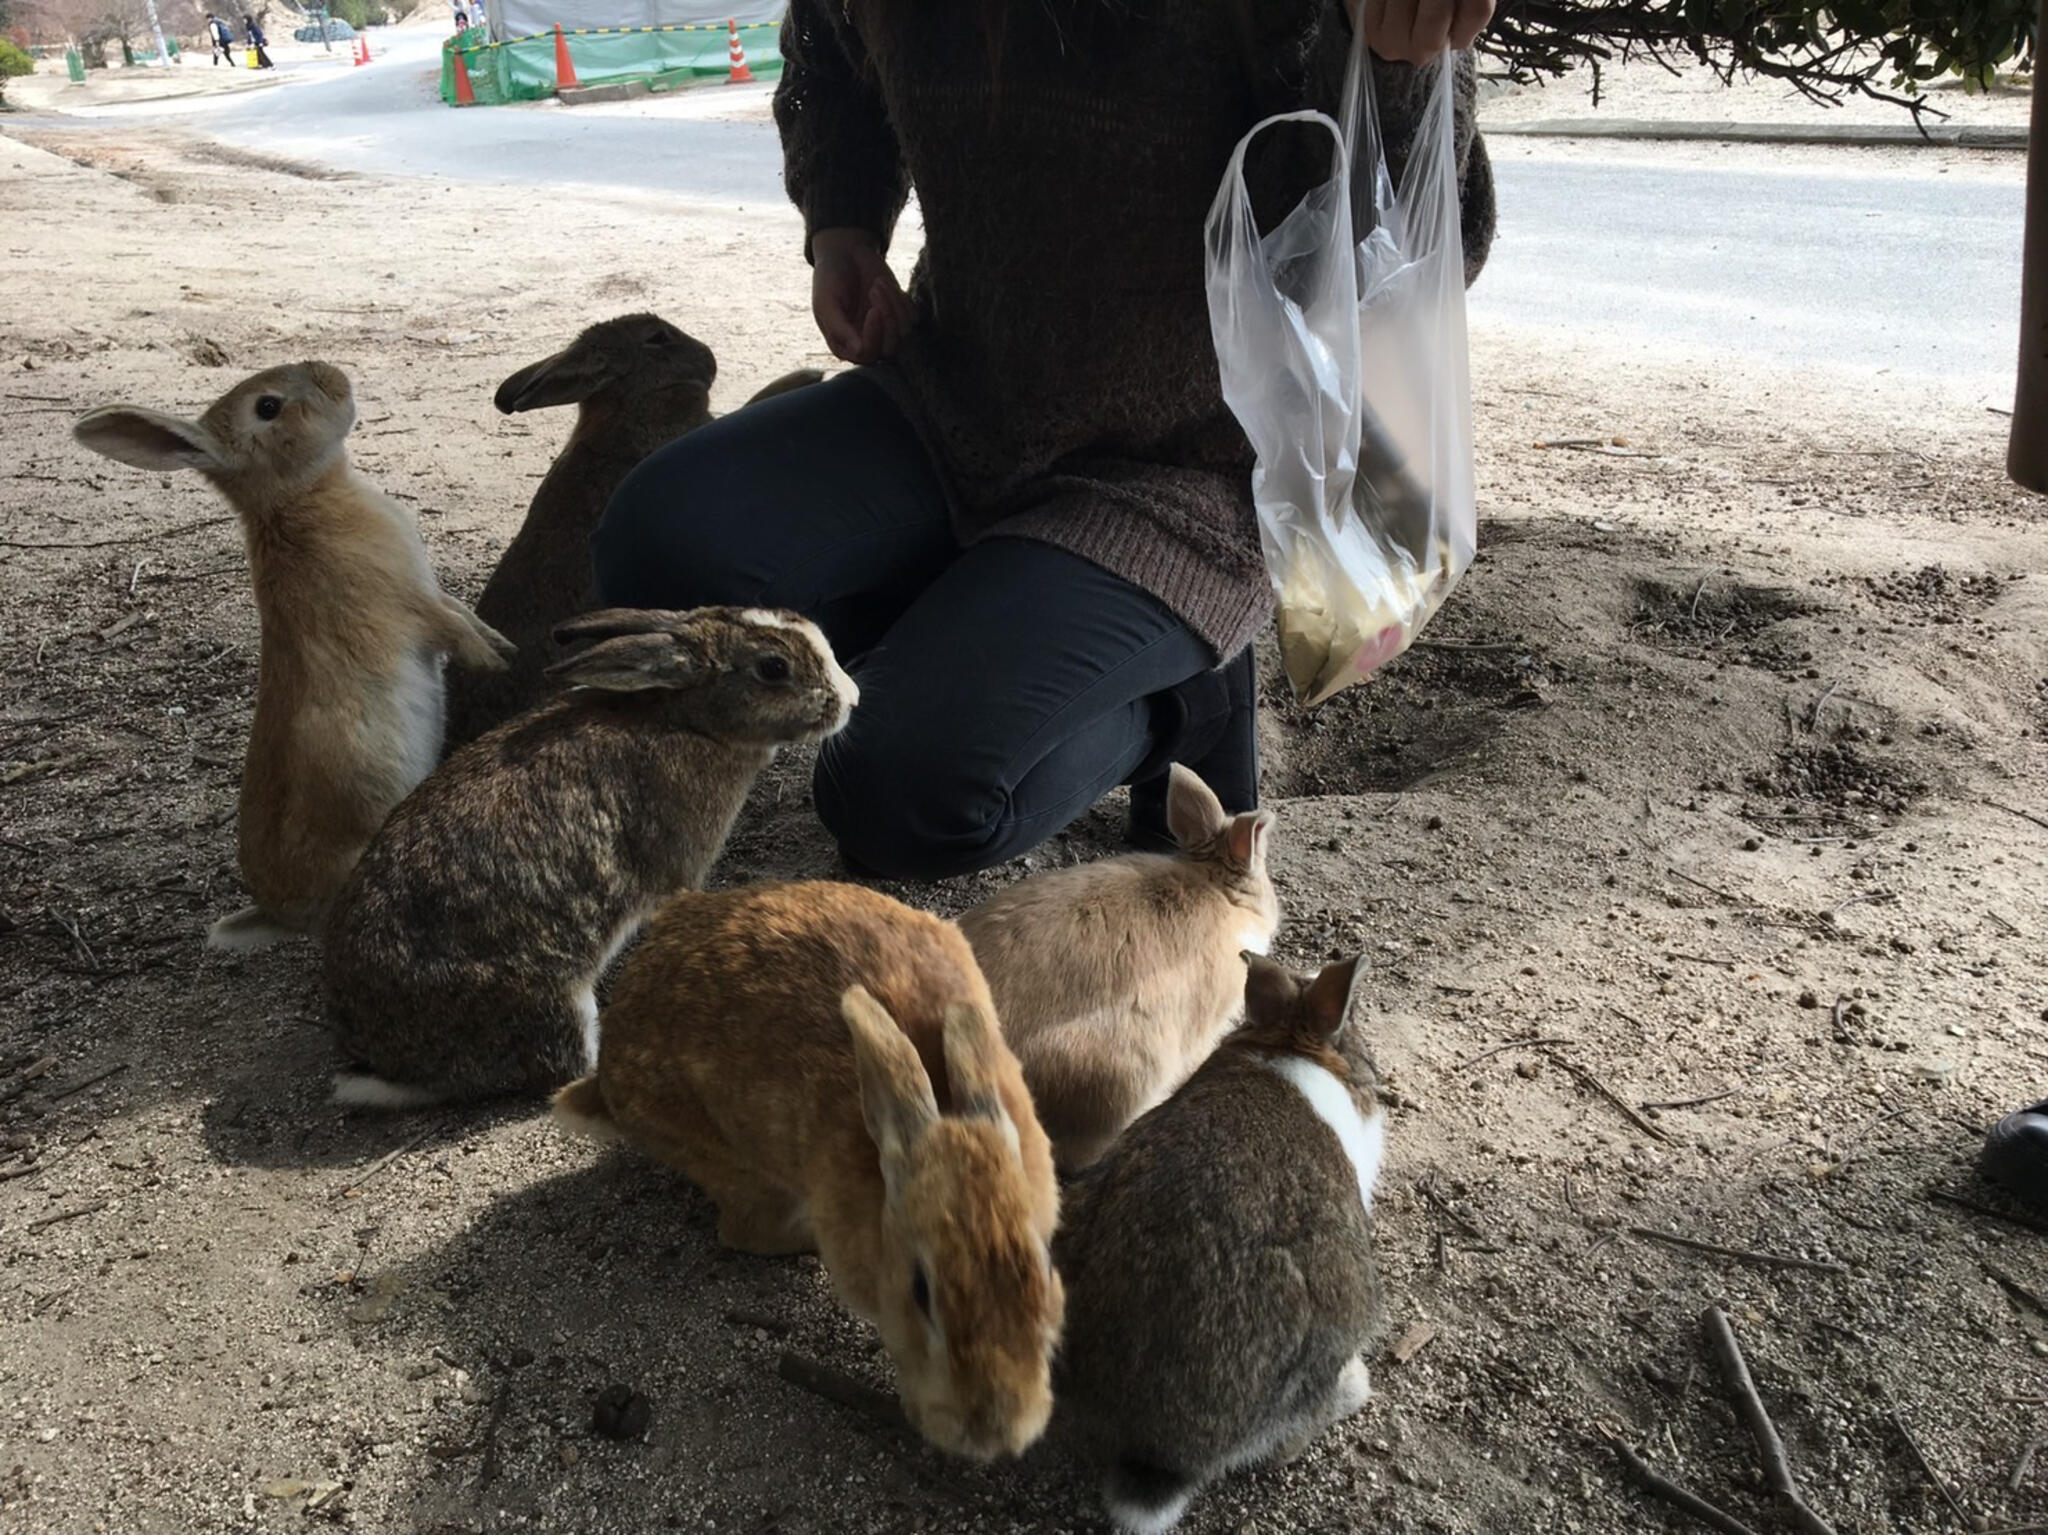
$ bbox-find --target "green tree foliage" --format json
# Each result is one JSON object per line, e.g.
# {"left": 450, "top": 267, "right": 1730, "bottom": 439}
{"left": 1484, "top": 0, "right": 2037, "bottom": 109}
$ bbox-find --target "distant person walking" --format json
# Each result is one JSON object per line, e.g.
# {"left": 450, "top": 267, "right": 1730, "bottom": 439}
{"left": 245, "top": 15, "right": 274, "bottom": 68}
{"left": 206, "top": 11, "right": 236, "bottom": 65}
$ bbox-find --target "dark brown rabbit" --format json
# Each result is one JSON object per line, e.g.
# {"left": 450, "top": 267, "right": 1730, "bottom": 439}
{"left": 443, "top": 313, "right": 822, "bottom": 749}
{"left": 322, "top": 606, "right": 856, "bottom": 1108}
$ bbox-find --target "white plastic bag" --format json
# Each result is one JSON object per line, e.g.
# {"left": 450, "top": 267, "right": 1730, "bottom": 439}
{"left": 1205, "top": 39, "right": 1476, "bottom": 706}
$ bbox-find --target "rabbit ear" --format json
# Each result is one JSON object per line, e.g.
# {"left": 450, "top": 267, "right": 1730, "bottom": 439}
{"left": 494, "top": 346, "right": 614, "bottom": 414}
{"left": 73, "top": 406, "right": 225, "bottom": 473}
{"left": 1224, "top": 808, "right": 1274, "bottom": 868}
{"left": 1241, "top": 951, "right": 1301, "bottom": 1024}
{"left": 940, "top": 1000, "right": 1015, "bottom": 1130}
{"left": 553, "top": 607, "right": 704, "bottom": 650}
{"left": 843, "top": 986, "right": 939, "bottom": 1175}
{"left": 544, "top": 631, "right": 700, "bottom": 693}
{"left": 1164, "top": 764, "right": 1229, "bottom": 848}
{"left": 1300, "top": 955, "right": 1367, "bottom": 1044}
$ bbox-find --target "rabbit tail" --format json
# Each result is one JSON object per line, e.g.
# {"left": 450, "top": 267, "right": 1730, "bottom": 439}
{"left": 1102, "top": 1460, "right": 1196, "bottom": 1535}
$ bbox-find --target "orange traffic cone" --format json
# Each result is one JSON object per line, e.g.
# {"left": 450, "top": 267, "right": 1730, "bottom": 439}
{"left": 360, "top": 33, "right": 371, "bottom": 62}
{"left": 451, "top": 43, "right": 476, "bottom": 105}
{"left": 724, "top": 17, "right": 753, "bottom": 84}
{"left": 553, "top": 23, "right": 579, "bottom": 91}
{"left": 353, "top": 34, "right": 367, "bottom": 65}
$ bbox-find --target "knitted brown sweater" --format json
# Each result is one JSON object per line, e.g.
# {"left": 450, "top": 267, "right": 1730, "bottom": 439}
{"left": 775, "top": 0, "right": 1495, "bottom": 659}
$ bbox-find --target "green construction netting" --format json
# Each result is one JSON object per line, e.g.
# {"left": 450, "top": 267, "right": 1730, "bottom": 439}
{"left": 440, "top": 21, "right": 779, "bottom": 105}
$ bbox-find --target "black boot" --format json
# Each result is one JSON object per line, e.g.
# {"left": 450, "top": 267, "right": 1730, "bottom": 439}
{"left": 1981, "top": 1099, "right": 2048, "bottom": 1215}
{"left": 1126, "top": 645, "right": 1260, "bottom": 852}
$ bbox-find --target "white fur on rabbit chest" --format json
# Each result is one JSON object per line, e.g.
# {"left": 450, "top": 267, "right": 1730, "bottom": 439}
{"left": 1257, "top": 1055, "right": 1385, "bottom": 1216}
{"left": 388, "top": 646, "right": 446, "bottom": 793}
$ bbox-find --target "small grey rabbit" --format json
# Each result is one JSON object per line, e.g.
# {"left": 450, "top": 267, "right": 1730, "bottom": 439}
{"left": 321, "top": 606, "right": 857, "bottom": 1108}
{"left": 1053, "top": 952, "right": 1385, "bottom": 1533}
{"left": 443, "top": 313, "right": 822, "bottom": 749}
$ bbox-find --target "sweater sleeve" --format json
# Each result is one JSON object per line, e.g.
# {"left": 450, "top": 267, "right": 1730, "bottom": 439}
{"left": 1242, "top": 3, "right": 1496, "bottom": 287}
{"left": 773, "top": 0, "right": 912, "bottom": 260}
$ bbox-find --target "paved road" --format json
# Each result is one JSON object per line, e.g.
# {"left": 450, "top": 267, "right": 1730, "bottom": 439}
{"left": 47, "top": 26, "right": 2034, "bottom": 394}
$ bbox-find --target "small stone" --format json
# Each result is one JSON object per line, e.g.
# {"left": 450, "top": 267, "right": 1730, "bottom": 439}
{"left": 1797, "top": 990, "right": 1820, "bottom": 1009}
{"left": 560, "top": 1444, "right": 582, "bottom": 1468}
{"left": 592, "top": 1383, "right": 652, "bottom": 1441}
{"left": 1426, "top": 815, "right": 1443, "bottom": 831}
{"left": 1741, "top": 837, "right": 1762, "bottom": 852}
{"left": 506, "top": 1345, "right": 535, "bottom": 1368}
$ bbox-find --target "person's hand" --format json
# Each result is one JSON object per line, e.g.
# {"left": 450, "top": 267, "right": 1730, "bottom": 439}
{"left": 1352, "top": 0, "right": 1493, "bottom": 65}
{"left": 811, "top": 227, "right": 914, "bottom": 366}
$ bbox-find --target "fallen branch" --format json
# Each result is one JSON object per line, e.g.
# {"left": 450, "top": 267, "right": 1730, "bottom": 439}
{"left": 1988, "top": 801, "right": 2048, "bottom": 833}
{"left": 1889, "top": 1397, "right": 1973, "bottom": 1528}
{"left": 1452, "top": 1036, "right": 1572, "bottom": 1072}
{"left": 1641, "top": 1089, "right": 1738, "bottom": 1113}
{"left": 1608, "top": 1435, "right": 1763, "bottom": 1535}
{"left": 0, "top": 515, "right": 234, "bottom": 552}
{"left": 332, "top": 1125, "right": 438, "bottom": 1200}
{"left": 1411, "top": 639, "right": 1523, "bottom": 653}
{"left": 1636, "top": 1228, "right": 1847, "bottom": 1276}
{"left": 1666, "top": 952, "right": 1738, "bottom": 971}
{"left": 1982, "top": 1258, "right": 2048, "bottom": 1318}
{"left": 27, "top": 1199, "right": 109, "bottom": 1233}
{"left": 2012, "top": 1426, "right": 2048, "bottom": 1492}
{"left": 1546, "top": 1050, "right": 1670, "bottom": 1141}
{"left": 1927, "top": 1187, "right": 2048, "bottom": 1237}
{"left": 46, "top": 1061, "right": 128, "bottom": 1101}
{"left": 1703, "top": 1306, "right": 1839, "bottom": 1535}
{"left": 776, "top": 1352, "right": 910, "bottom": 1435}
{"left": 0, "top": 1055, "right": 58, "bottom": 1106}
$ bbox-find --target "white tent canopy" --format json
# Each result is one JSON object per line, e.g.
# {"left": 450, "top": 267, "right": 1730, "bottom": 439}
{"left": 480, "top": 0, "right": 783, "bottom": 44}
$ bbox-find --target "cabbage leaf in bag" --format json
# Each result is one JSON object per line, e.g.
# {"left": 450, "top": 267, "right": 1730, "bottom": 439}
{"left": 1205, "top": 40, "right": 1476, "bottom": 706}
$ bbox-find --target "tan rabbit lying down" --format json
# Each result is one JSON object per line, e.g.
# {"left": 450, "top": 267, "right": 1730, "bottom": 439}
{"left": 959, "top": 764, "right": 1280, "bottom": 1171}
{"left": 554, "top": 880, "right": 1064, "bottom": 1463}
{"left": 73, "top": 362, "right": 511, "bottom": 950}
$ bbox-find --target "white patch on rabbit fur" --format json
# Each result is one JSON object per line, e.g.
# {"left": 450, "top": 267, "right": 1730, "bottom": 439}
{"left": 205, "top": 906, "right": 298, "bottom": 952}
{"left": 1235, "top": 924, "right": 1273, "bottom": 957}
{"left": 573, "top": 986, "right": 600, "bottom": 1071}
{"left": 332, "top": 1072, "right": 441, "bottom": 1110}
{"left": 391, "top": 646, "right": 446, "bottom": 794}
{"left": 1259, "top": 1055, "right": 1385, "bottom": 1215}
{"left": 1103, "top": 1486, "right": 1191, "bottom": 1535}
{"left": 738, "top": 608, "right": 795, "bottom": 630}
{"left": 742, "top": 610, "right": 860, "bottom": 722}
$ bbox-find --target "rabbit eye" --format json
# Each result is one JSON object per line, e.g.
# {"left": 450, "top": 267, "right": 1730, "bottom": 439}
{"left": 753, "top": 654, "right": 792, "bottom": 684}
{"left": 254, "top": 396, "right": 284, "bottom": 422}
{"left": 911, "top": 1265, "right": 932, "bottom": 1319}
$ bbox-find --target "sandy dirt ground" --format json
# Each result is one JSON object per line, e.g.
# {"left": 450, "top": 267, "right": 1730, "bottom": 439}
{"left": 1, "top": 61, "right": 2046, "bottom": 1535}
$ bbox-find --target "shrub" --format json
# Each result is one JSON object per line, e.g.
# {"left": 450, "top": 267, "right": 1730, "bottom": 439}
{"left": 0, "top": 37, "right": 33, "bottom": 77}
{"left": 328, "top": 0, "right": 391, "bottom": 28}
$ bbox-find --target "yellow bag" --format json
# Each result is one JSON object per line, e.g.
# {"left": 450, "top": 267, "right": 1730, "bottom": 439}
{"left": 245, "top": 47, "right": 258, "bottom": 67}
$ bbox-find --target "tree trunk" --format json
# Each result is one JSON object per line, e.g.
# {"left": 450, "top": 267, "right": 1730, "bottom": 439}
{"left": 2012, "top": 0, "right": 2047, "bottom": 491}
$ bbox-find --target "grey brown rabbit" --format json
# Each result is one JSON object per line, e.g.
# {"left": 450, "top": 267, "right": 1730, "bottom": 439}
{"left": 72, "top": 362, "right": 511, "bottom": 949}
{"left": 443, "top": 314, "right": 822, "bottom": 748}
{"left": 1054, "top": 952, "right": 1385, "bottom": 1533}
{"left": 322, "top": 606, "right": 856, "bottom": 1108}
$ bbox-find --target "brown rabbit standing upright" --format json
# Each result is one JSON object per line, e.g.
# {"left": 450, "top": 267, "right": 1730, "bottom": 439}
{"left": 554, "top": 880, "right": 1064, "bottom": 1462}
{"left": 443, "top": 314, "right": 822, "bottom": 748}
{"left": 958, "top": 765, "right": 1279, "bottom": 1171}
{"left": 73, "top": 363, "right": 512, "bottom": 949}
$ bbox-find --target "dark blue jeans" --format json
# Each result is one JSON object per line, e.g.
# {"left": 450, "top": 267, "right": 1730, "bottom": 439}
{"left": 592, "top": 372, "right": 1232, "bottom": 880}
